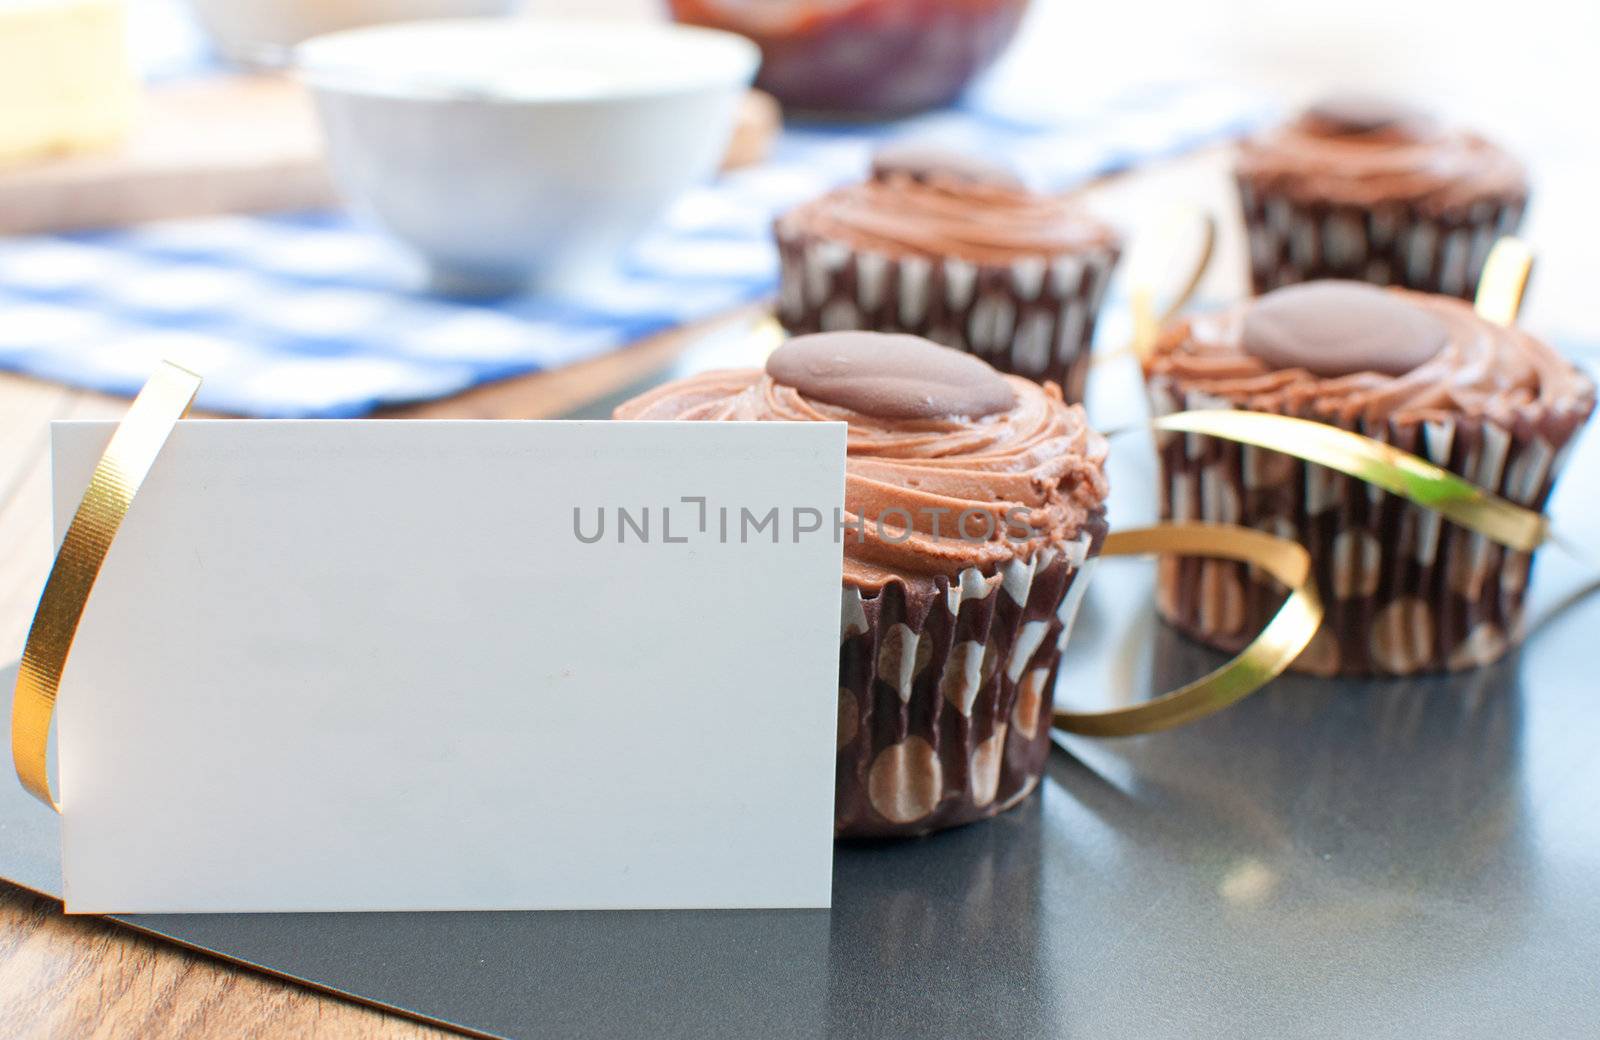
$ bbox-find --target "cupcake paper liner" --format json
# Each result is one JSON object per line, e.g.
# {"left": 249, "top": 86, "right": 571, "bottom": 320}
{"left": 1235, "top": 176, "right": 1526, "bottom": 300}
{"left": 775, "top": 218, "right": 1121, "bottom": 402}
{"left": 1145, "top": 380, "right": 1589, "bottom": 676}
{"left": 834, "top": 520, "right": 1105, "bottom": 838}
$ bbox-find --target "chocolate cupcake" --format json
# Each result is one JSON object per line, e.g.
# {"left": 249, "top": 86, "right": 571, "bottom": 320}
{"left": 1235, "top": 96, "right": 1528, "bottom": 299}
{"left": 616, "top": 331, "right": 1110, "bottom": 837}
{"left": 1144, "top": 280, "right": 1594, "bottom": 676}
{"left": 774, "top": 145, "right": 1122, "bottom": 403}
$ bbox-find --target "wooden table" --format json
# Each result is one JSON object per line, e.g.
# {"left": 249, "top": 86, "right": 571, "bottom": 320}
{"left": 0, "top": 143, "right": 1581, "bottom": 1037}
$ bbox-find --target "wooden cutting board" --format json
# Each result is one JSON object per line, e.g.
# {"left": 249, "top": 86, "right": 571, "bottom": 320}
{"left": 0, "top": 77, "right": 780, "bottom": 236}
{"left": 0, "top": 75, "right": 334, "bottom": 235}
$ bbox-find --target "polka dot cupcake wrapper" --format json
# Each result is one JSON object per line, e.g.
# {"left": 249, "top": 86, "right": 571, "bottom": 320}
{"left": 1235, "top": 176, "right": 1526, "bottom": 301}
{"left": 833, "top": 525, "right": 1103, "bottom": 838}
{"left": 773, "top": 219, "right": 1121, "bottom": 402}
{"left": 1145, "top": 380, "right": 1587, "bottom": 677}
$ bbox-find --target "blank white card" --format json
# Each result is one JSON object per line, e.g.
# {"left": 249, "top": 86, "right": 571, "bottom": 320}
{"left": 52, "top": 419, "right": 845, "bottom": 913}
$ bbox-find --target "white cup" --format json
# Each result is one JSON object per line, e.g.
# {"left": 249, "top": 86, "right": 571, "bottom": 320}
{"left": 297, "top": 18, "right": 759, "bottom": 296}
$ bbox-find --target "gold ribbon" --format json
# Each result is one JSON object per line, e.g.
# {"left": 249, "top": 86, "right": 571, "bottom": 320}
{"left": 1114, "top": 206, "right": 1219, "bottom": 363}
{"left": 1052, "top": 522, "right": 1322, "bottom": 737}
{"left": 1474, "top": 237, "right": 1535, "bottom": 327}
{"left": 11, "top": 362, "right": 200, "bottom": 809}
{"left": 1151, "top": 410, "right": 1548, "bottom": 552}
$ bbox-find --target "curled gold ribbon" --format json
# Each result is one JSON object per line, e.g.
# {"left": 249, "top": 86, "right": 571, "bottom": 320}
{"left": 1093, "top": 206, "right": 1216, "bottom": 367}
{"left": 1474, "top": 236, "right": 1535, "bottom": 327}
{"left": 1152, "top": 410, "right": 1548, "bottom": 552}
{"left": 11, "top": 362, "right": 200, "bottom": 809}
{"left": 1128, "top": 206, "right": 1217, "bottom": 359}
{"left": 1052, "top": 522, "right": 1322, "bottom": 737}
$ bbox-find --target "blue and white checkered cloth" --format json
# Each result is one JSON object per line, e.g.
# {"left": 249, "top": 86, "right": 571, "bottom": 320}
{"left": 0, "top": 78, "right": 1271, "bottom": 417}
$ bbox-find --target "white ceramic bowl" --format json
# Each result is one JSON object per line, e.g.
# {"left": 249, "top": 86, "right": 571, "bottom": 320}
{"left": 188, "top": 0, "right": 519, "bottom": 66}
{"left": 297, "top": 18, "right": 760, "bottom": 295}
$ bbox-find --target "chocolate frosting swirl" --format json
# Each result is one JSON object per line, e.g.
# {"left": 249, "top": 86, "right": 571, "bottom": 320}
{"left": 615, "top": 335, "right": 1109, "bottom": 591}
{"left": 779, "top": 165, "right": 1118, "bottom": 266}
{"left": 1146, "top": 283, "right": 1595, "bottom": 431}
{"left": 1236, "top": 98, "right": 1527, "bottom": 214}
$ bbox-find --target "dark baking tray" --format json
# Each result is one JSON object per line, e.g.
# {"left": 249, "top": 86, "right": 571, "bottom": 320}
{"left": 2, "top": 344, "right": 1597, "bottom": 1040}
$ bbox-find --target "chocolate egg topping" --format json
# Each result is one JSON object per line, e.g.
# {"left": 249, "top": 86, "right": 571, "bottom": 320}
{"left": 869, "top": 142, "right": 1026, "bottom": 191}
{"left": 1241, "top": 281, "right": 1449, "bottom": 377}
{"left": 766, "top": 332, "right": 1016, "bottom": 420}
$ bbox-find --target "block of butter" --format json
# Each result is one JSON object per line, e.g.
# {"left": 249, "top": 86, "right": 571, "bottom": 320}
{"left": 0, "top": 0, "right": 137, "bottom": 165}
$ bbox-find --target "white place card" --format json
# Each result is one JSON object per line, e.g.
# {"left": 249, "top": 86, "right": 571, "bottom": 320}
{"left": 51, "top": 419, "right": 846, "bottom": 914}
